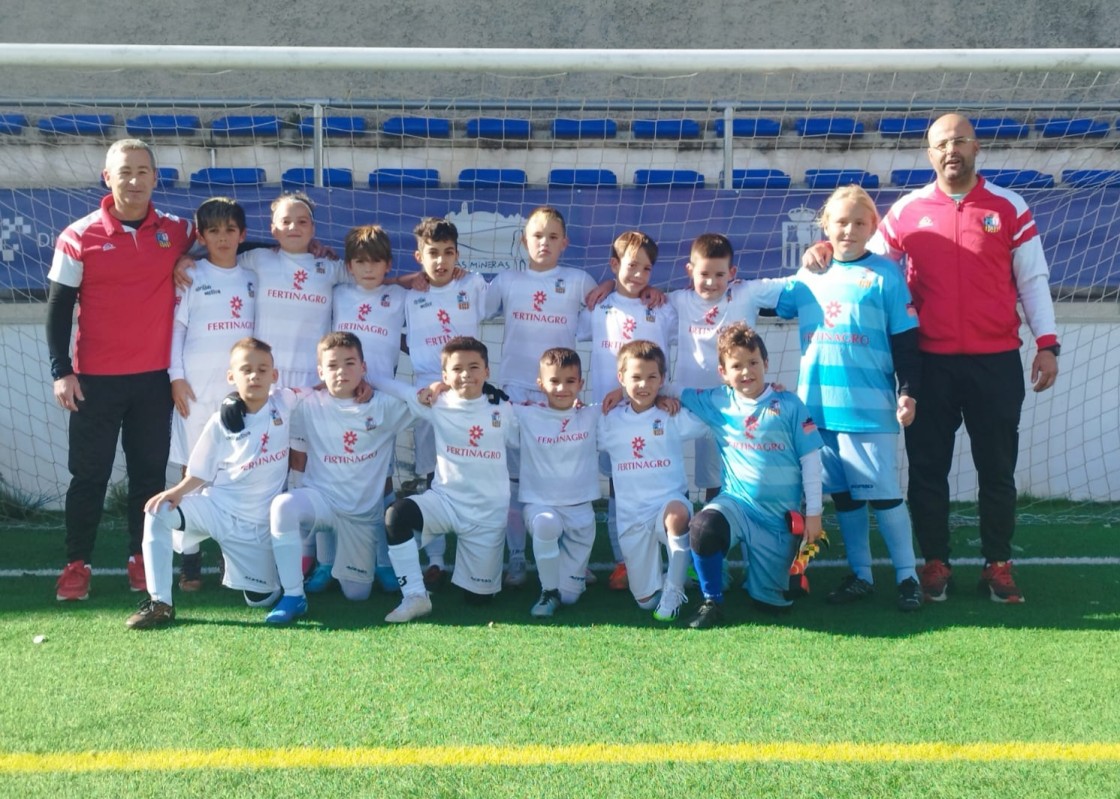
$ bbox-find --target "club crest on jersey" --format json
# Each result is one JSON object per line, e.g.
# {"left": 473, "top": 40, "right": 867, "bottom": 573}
{"left": 858, "top": 268, "right": 875, "bottom": 288}
{"left": 983, "top": 214, "right": 1001, "bottom": 233}
{"left": 380, "top": 294, "right": 392, "bottom": 307}
{"left": 314, "top": 260, "right": 327, "bottom": 274}
{"left": 156, "top": 231, "right": 171, "bottom": 249}
{"left": 491, "top": 411, "right": 502, "bottom": 428}
{"left": 365, "top": 416, "right": 377, "bottom": 431}
{"left": 554, "top": 278, "right": 566, "bottom": 294}
{"left": 342, "top": 430, "right": 358, "bottom": 454}
{"left": 457, "top": 291, "right": 470, "bottom": 310}
{"left": 270, "top": 408, "right": 283, "bottom": 426}
{"left": 468, "top": 425, "right": 484, "bottom": 446}
{"left": 768, "top": 398, "right": 781, "bottom": 415}
{"left": 652, "top": 419, "right": 664, "bottom": 436}
{"left": 248, "top": 281, "right": 256, "bottom": 298}
{"left": 645, "top": 311, "right": 656, "bottom": 323}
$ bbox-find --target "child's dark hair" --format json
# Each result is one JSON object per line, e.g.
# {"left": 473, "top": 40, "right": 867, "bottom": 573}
{"left": 441, "top": 335, "right": 488, "bottom": 368}
{"left": 272, "top": 191, "right": 315, "bottom": 219}
{"left": 414, "top": 217, "right": 459, "bottom": 246}
{"left": 717, "top": 322, "right": 769, "bottom": 363}
{"left": 345, "top": 224, "right": 392, "bottom": 264}
{"left": 540, "top": 346, "right": 582, "bottom": 373}
{"left": 318, "top": 331, "right": 365, "bottom": 362}
{"left": 690, "top": 233, "right": 733, "bottom": 262}
{"left": 616, "top": 339, "right": 666, "bottom": 376}
{"left": 526, "top": 206, "right": 567, "bottom": 235}
{"left": 195, "top": 197, "right": 246, "bottom": 232}
{"left": 611, "top": 230, "right": 658, "bottom": 265}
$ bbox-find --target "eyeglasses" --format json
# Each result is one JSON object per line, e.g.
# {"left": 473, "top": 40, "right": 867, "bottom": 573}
{"left": 929, "top": 136, "right": 976, "bottom": 153}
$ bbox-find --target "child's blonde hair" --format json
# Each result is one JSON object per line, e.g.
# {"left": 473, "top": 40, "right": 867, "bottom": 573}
{"left": 526, "top": 205, "right": 567, "bottom": 235}
{"left": 610, "top": 230, "right": 658, "bottom": 265}
{"left": 819, "top": 184, "right": 880, "bottom": 229}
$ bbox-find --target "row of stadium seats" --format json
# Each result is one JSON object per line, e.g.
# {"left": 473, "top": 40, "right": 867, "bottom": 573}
{"left": 5, "top": 113, "right": 1120, "bottom": 141}
{"left": 150, "top": 166, "right": 1120, "bottom": 190}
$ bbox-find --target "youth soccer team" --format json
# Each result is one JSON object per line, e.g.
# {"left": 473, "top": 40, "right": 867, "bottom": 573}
{"left": 126, "top": 184, "right": 924, "bottom": 631}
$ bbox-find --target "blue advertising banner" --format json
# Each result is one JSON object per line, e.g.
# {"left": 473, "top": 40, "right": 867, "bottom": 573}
{"left": 1, "top": 187, "right": 1116, "bottom": 293}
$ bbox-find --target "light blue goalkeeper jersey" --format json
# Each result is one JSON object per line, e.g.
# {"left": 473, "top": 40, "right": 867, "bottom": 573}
{"left": 775, "top": 252, "right": 917, "bottom": 433}
{"left": 681, "top": 385, "right": 822, "bottom": 531}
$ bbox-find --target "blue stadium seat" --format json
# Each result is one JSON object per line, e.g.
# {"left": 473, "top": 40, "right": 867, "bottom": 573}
{"left": 38, "top": 114, "right": 115, "bottom": 136}
{"left": 713, "top": 118, "right": 782, "bottom": 138}
{"left": 979, "top": 169, "right": 1055, "bottom": 189}
{"left": 729, "top": 169, "right": 791, "bottom": 189}
{"left": 631, "top": 119, "right": 702, "bottom": 139}
{"left": 125, "top": 114, "right": 201, "bottom": 136}
{"left": 1034, "top": 118, "right": 1110, "bottom": 138}
{"left": 805, "top": 169, "right": 879, "bottom": 189}
{"left": 189, "top": 167, "right": 267, "bottom": 188}
{"left": 0, "top": 114, "right": 29, "bottom": 135}
{"left": 298, "top": 116, "right": 367, "bottom": 137}
{"left": 877, "top": 118, "right": 931, "bottom": 138}
{"left": 634, "top": 169, "right": 704, "bottom": 187}
{"left": 551, "top": 118, "right": 617, "bottom": 139}
{"left": 210, "top": 116, "right": 282, "bottom": 137}
{"left": 466, "top": 118, "right": 532, "bottom": 139}
{"left": 1061, "top": 169, "right": 1120, "bottom": 188}
{"left": 369, "top": 168, "right": 440, "bottom": 188}
{"left": 458, "top": 169, "right": 527, "bottom": 188}
{"left": 969, "top": 117, "right": 1029, "bottom": 139}
{"left": 381, "top": 116, "right": 452, "bottom": 138}
{"left": 891, "top": 169, "right": 937, "bottom": 187}
{"left": 795, "top": 118, "right": 864, "bottom": 138}
{"left": 281, "top": 168, "right": 354, "bottom": 189}
{"left": 156, "top": 167, "right": 179, "bottom": 187}
{"left": 548, "top": 169, "right": 618, "bottom": 187}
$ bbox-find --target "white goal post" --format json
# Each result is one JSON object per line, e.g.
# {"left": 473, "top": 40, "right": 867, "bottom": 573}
{"left": 0, "top": 45, "right": 1117, "bottom": 522}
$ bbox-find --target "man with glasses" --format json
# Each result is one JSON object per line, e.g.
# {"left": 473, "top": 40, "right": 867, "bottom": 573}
{"left": 805, "top": 113, "right": 1060, "bottom": 604}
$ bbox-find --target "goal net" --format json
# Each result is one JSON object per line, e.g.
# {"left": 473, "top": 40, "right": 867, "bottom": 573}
{"left": 0, "top": 45, "right": 1117, "bottom": 526}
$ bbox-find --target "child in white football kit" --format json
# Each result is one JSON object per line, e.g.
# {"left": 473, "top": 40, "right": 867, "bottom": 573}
{"left": 374, "top": 337, "right": 518, "bottom": 623}
{"left": 483, "top": 206, "right": 597, "bottom": 586}
{"left": 168, "top": 197, "right": 257, "bottom": 590}
{"left": 669, "top": 233, "right": 784, "bottom": 503}
{"left": 513, "top": 347, "right": 601, "bottom": 617}
{"left": 678, "top": 323, "right": 825, "bottom": 629}
{"left": 402, "top": 218, "right": 489, "bottom": 586}
{"left": 329, "top": 224, "right": 408, "bottom": 593}
{"left": 597, "top": 340, "right": 708, "bottom": 622}
{"left": 580, "top": 230, "right": 678, "bottom": 592}
{"left": 268, "top": 332, "right": 413, "bottom": 611}
{"left": 776, "top": 185, "right": 923, "bottom": 612}
{"left": 125, "top": 338, "right": 302, "bottom": 629}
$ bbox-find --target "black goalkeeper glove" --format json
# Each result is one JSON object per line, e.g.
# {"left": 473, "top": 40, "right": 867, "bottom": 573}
{"left": 481, "top": 382, "right": 509, "bottom": 406}
{"left": 219, "top": 392, "right": 249, "bottom": 433}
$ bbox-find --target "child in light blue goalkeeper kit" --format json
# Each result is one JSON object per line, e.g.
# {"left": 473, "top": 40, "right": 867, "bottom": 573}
{"left": 679, "top": 323, "right": 824, "bottom": 629}
{"left": 776, "top": 184, "right": 923, "bottom": 613}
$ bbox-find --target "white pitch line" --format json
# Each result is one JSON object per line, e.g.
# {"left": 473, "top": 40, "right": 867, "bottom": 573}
{"left": 3, "top": 556, "right": 1119, "bottom": 579}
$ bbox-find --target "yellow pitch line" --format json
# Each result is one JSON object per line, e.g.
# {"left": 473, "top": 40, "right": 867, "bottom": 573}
{"left": 2, "top": 742, "right": 1120, "bottom": 772}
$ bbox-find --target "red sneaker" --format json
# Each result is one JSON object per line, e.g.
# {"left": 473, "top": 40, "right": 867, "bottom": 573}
{"left": 607, "top": 561, "right": 629, "bottom": 591}
{"left": 979, "top": 561, "right": 1024, "bottom": 604}
{"left": 919, "top": 559, "right": 952, "bottom": 602}
{"left": 127, "top": 554, "right": 146, "bottom": 592}
{"left": 56, "top": 560, "right": 91, "bottom": 601}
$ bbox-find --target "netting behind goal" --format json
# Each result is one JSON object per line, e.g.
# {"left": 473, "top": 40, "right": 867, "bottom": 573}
{"left": 0, "top": 46, "right": 1117, "bottom": 524}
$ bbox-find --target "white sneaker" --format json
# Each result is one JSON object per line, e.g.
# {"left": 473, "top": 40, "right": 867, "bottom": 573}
{"left": 385, "top": 592, "right": 432, "bottom": 623}
{"left": 503, "top": 555, "right": 528, "bottom": 588}
{"left": 653, "top": 586, "right": 688, "bottom": 622}
{"left": 530, "top": 589, "right": 561, "bottom": 618}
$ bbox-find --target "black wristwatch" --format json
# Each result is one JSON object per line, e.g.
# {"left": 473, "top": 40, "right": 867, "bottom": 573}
{"left": 1041, "top": 344, "right": 1061, "bottom": 357}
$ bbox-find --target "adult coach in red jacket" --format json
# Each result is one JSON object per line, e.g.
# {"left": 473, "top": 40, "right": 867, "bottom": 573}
{"left": 47, "top": 139, "right": 194, "bottom": 601}
{"left": 878, "top": 114, "right": 1060, "bottom": 603}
